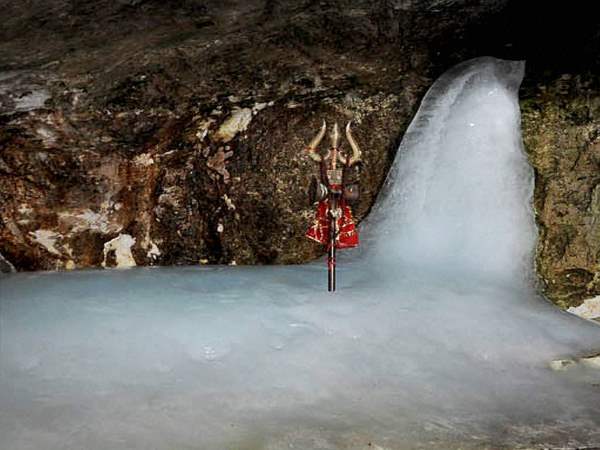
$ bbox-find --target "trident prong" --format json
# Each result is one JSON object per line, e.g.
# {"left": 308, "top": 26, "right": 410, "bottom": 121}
{"left": 331, "top": 122, "right": 340, "bottom": 149}
{"left": 306, "top": 120, "right": 327, "bottom": 162}
{"left": 345, "top": 121, "right": 362, "bottom": 166}
{"left": 305, "top": 120, "right": 362, "bottom": 167}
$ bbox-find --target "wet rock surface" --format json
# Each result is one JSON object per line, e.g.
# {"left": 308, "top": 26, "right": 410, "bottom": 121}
{"left": 1, "top": 0, "right": 600, "bottom": 308}
{"left": 523, "top": 74, "right": 600, "bottom": 308}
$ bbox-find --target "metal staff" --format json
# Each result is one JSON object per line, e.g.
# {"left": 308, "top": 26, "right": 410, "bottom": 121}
{"left": 328, "top": 203, "right": 337, "bottom": 291}
{"left": 328, "top": 186, "right": 338, "bottom": 292}
{"left": 327, "top": 136, "right": 341, "bottom": 292}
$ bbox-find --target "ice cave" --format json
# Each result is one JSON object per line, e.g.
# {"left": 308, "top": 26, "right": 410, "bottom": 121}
{"left": 2, "top": 57, "right": 600, "bottom": 449}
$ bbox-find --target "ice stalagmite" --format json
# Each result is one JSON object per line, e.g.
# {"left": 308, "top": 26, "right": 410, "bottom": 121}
{"left": 359, "top": 57, "right": 536, "bottom": 287}
{"left": 1, "top": 58, "right": 600, "bottom": 450}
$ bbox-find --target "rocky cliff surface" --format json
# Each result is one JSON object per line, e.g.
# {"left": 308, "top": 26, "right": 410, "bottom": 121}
{"left": 522, "top": 75, "right": 600, "bottom": 308}
{"left": 1, "top": 0, "right": 599, "bottom": 308}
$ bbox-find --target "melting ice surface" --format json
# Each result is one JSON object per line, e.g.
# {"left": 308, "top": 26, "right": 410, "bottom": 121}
{"left": 2, "top": 58, "right": 600, "bottom": 449}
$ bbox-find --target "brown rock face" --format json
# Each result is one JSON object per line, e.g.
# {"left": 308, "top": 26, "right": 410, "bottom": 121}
{"left": 2, "top": 0, "right": 600, "bottom": 308}
{"left": 0, "top": 54, "right": 420, "bottom": 270}
{"left": 522, "top": 74, "right": 600, "bottom": 308}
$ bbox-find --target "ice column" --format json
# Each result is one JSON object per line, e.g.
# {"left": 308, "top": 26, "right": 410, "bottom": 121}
{"left": 361, "top": 57, "right": 536, "bottom": 286}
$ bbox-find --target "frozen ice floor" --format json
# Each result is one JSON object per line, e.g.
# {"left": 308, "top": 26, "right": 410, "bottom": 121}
{"left": 2, "top": 57, "right": 600, "bottom": 449}
{"left": 1, "top": 267, "right": 600, "bottom": 449}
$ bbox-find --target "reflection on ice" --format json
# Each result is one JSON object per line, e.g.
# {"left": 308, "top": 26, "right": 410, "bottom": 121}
{"left": 1, "top": 58, "right": 600, "bottom": 449}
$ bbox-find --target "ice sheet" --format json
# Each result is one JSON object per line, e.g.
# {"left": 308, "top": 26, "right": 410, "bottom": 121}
{"left": 1, "top": 58, "right": 600, "bottom": 449}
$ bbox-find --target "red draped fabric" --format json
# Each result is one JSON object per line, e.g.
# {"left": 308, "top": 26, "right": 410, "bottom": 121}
{"left": 306, "top": 198, "right": 359, "bottom": 249}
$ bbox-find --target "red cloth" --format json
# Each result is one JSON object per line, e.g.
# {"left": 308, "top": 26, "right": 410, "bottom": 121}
{"left": 306, "top": 198, "right": 359, "bottom": 249}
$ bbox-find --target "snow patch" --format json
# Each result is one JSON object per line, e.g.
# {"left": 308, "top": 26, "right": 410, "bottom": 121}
{"left": 549, "top": 359, "right": 576, "bottom": 371}
{"left": 214, "top": 107, "right": 253, "bottom": 142}
{"left": 146, "top": 242, "right": 161, "bottom": 260}
{"left": 59, "top": 207, "right": 122, "bottom": 234}
{"left": 16, "top": 90, "right": 50, "bottom": 112}
{"left": 0, "top": 70, "right": 51, "bottom": 114}
{"left": 550, "top": 354, "right": 600, "bottom": 371}
{"left": 133, "top": 153, "right": 155, "bottom": 166}
{"left": 18, "top": 204, "right": 33, "bottom": 215}
{"left": 568, "top": 296, "right": 600, "bottom": 320}
{"left": 252, "top": 101, "right": 270, "bottom": 115}
{"left": 35, "top": 126, "right": 57, "bottom": 146}
{"left": 582, "top": 354, "right": 600, "bottom": 369}
{"left": 16, "top": 204, "right": 33, "bottom": 225}
{"left": 102, "top": 234, "right": 136, "bottom": 268}
{"left": 195, "top": 117, "right": 216, "bottom": 141}
{"left": 223, "top": 194, "right": 236, "bottom": 210}
{"left": 29, "top": 229, "right": 62, "bottom": 256}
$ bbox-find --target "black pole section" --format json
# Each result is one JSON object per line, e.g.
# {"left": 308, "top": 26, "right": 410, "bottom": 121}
{"left": 328, "top": 196, "right": 337, "bottom": 292}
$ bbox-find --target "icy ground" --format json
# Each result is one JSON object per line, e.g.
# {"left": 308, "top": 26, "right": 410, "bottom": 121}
{"left": 2, "top": 58, "right": 600, "bottom": 449}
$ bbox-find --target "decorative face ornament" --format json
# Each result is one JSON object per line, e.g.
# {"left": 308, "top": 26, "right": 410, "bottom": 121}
{"left": 304, "top": 120, "right": 362, "bottom": 292}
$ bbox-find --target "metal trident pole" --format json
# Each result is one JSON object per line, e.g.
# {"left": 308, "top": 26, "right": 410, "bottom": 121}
{"left": 328, "top": 195, "right": 337, "bottom": 292}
